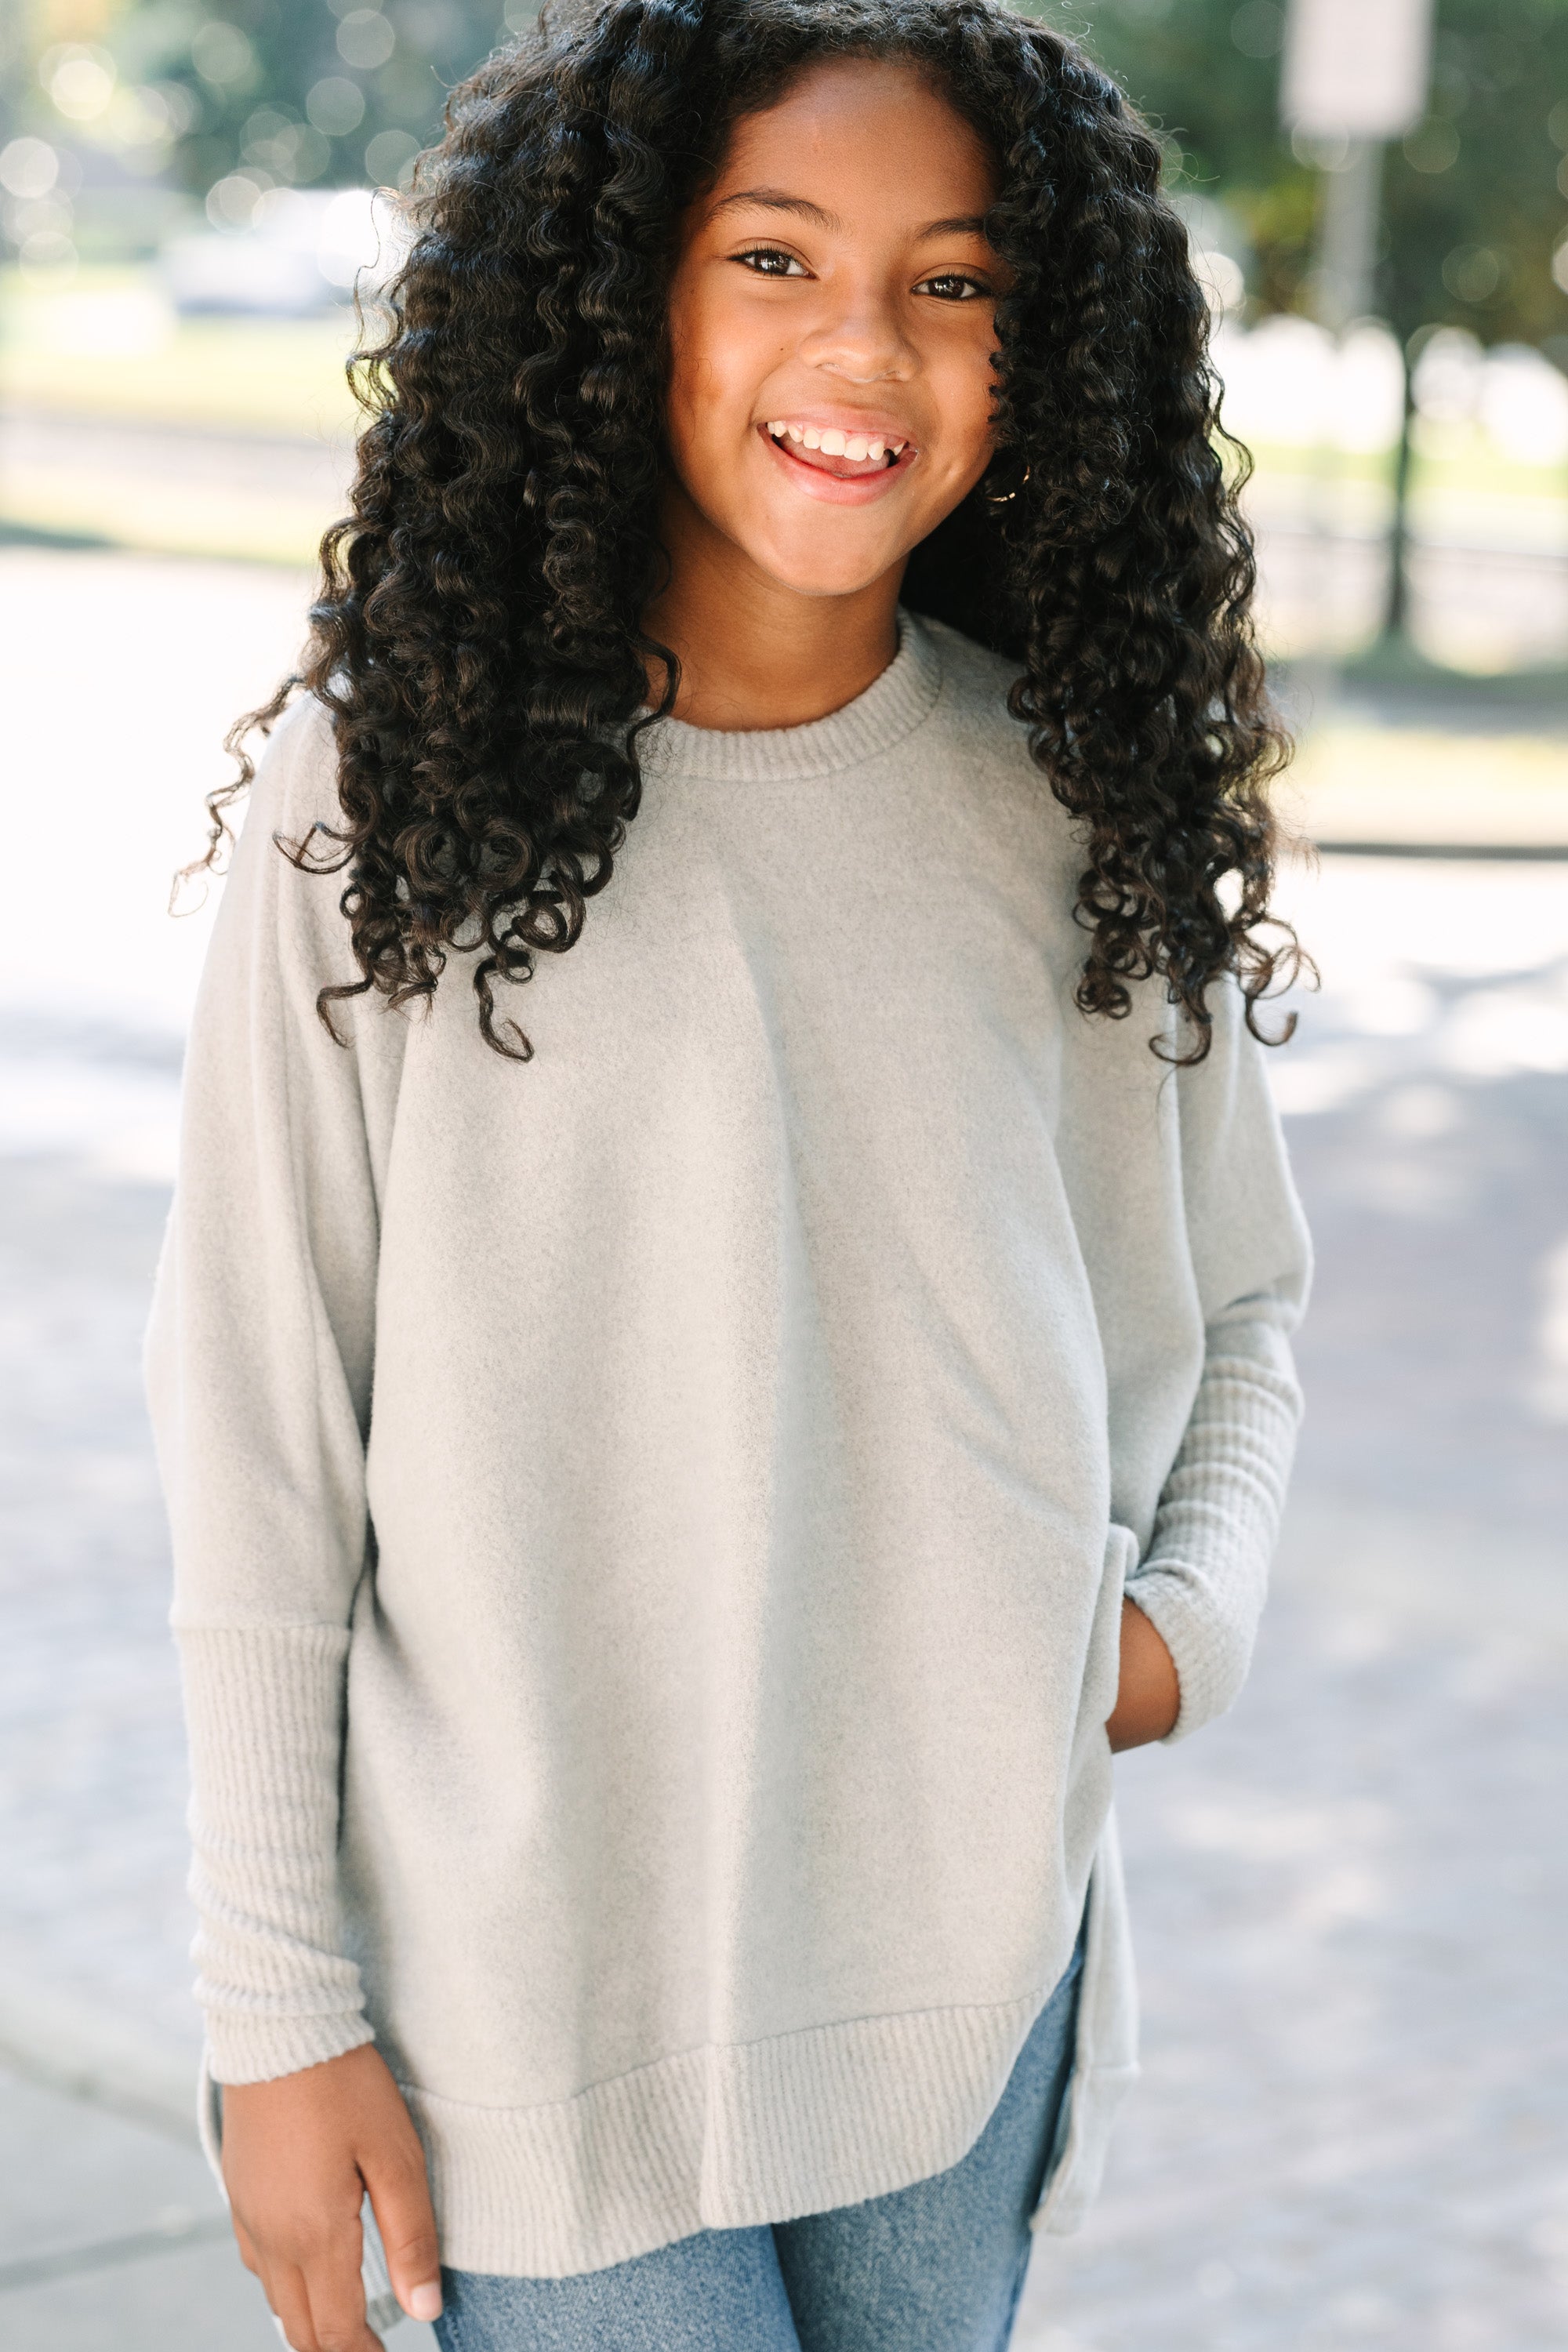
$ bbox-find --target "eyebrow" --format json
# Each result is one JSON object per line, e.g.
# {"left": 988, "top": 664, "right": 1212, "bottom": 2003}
{"left": 708, "top": 188, "right": 993, "bottom": 241}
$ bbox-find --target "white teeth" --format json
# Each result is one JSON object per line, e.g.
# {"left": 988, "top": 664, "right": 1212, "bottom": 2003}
{"left": 771, "top": 421, "right": 907, "bottom": 462}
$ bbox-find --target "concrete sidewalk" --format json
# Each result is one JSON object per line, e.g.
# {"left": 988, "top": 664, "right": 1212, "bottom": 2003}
{"left": 0, "top": 1925, "right": 441, "bottom": 2350}
{"left": 0, "top": 2060, "right": 443, "bottom": 2350}
{"left": 0, "top": 2063, "right": 279, "bottom": 2350}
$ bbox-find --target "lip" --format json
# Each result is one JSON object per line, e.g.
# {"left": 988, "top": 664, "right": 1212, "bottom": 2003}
{"left": 755, "top": 419, "right": 919, "bottom": 506}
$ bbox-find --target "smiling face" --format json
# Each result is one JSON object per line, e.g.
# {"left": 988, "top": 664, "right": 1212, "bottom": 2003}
{"left": 662, "top": 57, "right": 1008, "bottom": 604}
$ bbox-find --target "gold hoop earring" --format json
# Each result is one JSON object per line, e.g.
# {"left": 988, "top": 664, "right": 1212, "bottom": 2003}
{"left": 982, "top": 459, "right": 1031, "bottom": 508}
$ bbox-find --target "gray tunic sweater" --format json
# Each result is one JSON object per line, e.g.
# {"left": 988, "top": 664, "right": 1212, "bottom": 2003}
{"left": 147, "top": 612, "right": 1309, "bottom": 2280}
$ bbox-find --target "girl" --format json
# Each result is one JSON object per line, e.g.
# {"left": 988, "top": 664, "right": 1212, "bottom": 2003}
{"left": 148, "top": 2, "right": 1310, "bottom": 2347}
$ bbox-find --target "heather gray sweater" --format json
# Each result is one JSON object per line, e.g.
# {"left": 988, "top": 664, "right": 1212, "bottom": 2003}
{"left": 147, "top": 612, "right": 1309, "bottom": 2281}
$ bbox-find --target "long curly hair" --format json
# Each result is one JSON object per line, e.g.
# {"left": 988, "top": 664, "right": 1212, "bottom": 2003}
{"left": 202, "top": 0, "right": 1301, "bottom": 1063}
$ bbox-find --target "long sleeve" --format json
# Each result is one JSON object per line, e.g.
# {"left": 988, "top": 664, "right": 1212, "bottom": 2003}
{"left": 146, "top": 697, "right": 404, "bottom": 2082}
{"left": 1123, "top": 983, "right": 1312, "bottom": 1742}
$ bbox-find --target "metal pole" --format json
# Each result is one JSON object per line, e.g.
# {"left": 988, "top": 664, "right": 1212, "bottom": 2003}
{"left": 1312, "top": 140, "right": 1382, "bottom": 336}
{"left": 1298, "top": 140, "right": 1384, "bottom": 724}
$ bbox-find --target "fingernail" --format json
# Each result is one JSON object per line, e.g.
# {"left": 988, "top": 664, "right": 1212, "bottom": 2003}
{"left": 408, "top": 2281, "right": 443, "bottom": 2322}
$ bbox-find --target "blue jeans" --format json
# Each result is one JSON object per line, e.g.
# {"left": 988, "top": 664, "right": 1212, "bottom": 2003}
{"left": 434, "top": 1927, "right": 1083, "bottom": 2352}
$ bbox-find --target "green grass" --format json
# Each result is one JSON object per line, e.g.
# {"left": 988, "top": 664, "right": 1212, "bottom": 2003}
{"left": 0, "top": 267, "right": 361, "bottom": 437}
{"left": 1241, "top": 430, "right": 1568, "bottom": 510}
{"left": 1338, "top": 638, "right": 1568, "bottom": 701}
{"left": 1287, "top": 720, "right": 1568, "bottom": 851}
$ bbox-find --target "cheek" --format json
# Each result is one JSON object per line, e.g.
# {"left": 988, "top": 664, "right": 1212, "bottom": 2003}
{"left": 664, "top": 281, "right": 760, "bottom": 481}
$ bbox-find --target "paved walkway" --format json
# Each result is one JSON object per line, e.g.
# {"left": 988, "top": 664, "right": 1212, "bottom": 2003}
{"left": 0, "top": 2067, "right": 279, "bottom": 2351}
{"left": 1018, "top": 856, "right": 1568, "bottom": 2351}
{"left": 2, "top": 550, "right": 1565, "bottom": 2348}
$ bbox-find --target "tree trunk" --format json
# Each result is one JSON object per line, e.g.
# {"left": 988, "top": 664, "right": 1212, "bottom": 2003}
{"left": 1381, "top": 347, "right": 1417, "bottom": 644}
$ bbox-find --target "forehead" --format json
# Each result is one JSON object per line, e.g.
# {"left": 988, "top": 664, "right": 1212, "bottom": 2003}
{"left": 706, "top": 56, "right": 997, "bottom": 216}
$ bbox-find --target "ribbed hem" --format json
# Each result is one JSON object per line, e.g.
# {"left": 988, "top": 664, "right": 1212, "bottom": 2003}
{"left": 408, "top": 1987, "right": 1051, "bottom": 2279}
{"left": 176, "top": 1622, "right": 372, "bottom": 2082}
{"left": 635, "top": 609, "right": 943, "bottom": 783}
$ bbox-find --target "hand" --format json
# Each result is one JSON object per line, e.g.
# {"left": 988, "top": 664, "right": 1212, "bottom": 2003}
{"left": 220, "top": 2042, "right": 442, "bottom": 2350}
{"left": 1105, "top": 1595, "right": 1180, "bottom": 1751}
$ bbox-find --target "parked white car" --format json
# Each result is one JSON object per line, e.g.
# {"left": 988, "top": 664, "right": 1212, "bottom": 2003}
{"left": 161, "top": 185, "right": 409, "bottom": 314}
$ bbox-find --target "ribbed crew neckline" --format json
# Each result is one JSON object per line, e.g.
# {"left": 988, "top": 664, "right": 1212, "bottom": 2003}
{"left": 637, "top": 608, "right": 942, "bottom": 784}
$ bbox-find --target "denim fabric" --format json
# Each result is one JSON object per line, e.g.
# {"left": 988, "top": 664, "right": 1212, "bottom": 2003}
{"left": 434, "top": 1926, "right": 1083, "bottom": 2352}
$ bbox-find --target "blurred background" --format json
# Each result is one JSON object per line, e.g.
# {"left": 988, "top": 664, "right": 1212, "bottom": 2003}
{"left": 2, "top": 0, "right": 1566, "bottom": 2344}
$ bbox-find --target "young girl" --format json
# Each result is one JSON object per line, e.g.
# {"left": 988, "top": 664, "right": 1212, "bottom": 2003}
{"left": 148, "top": 2, "right": 1310, "bottom": 2346}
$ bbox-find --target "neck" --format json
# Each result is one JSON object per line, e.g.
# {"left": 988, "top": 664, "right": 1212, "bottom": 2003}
{"left": 643, "top": 481, "right": 905, "bottom": 731}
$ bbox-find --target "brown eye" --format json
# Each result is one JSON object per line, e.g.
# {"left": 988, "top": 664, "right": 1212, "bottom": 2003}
{"left": 735, "top": 247, "right": 809, "bottom": 278}
{"left": 917, "top": 272, "right": 988, "bottom": 302}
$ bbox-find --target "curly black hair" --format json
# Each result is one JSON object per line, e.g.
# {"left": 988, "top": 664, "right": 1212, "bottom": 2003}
{"left": 202, "top": 0, "right": 1301, "bottom": 1063}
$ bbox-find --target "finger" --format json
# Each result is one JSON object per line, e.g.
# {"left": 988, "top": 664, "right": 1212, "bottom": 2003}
{"left": 365, "top": 2140, "right": 444, "bottom": 2325}
{"left": 268, "top": 2261, "right": 321, "bottom": 2352}
{"left": 231, "top": 2212, "right": 261, "bottom": 2275}
{"left": 299, "top": 2223, "right": 385, "bottom": 2352}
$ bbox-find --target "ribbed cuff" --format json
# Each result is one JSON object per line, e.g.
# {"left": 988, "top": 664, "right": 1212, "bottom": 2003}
{"left": 1123, "top": 1566, "right": 1244, "bottom": 1744}
{"left": 205, "top": 2008, "right": 376, "bottom": 2085}
{"left": 176, "top": 1622, "right": 371, "bottom": 2084}
{"left": 1125, "top": 1352, "right": 1301, "bottom": 1742}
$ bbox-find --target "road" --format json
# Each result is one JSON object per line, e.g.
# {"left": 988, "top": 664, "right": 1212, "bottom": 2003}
{"left": 4, "top": 402, "right": 1568, "bottom": 666}
{"left": 2, "top": 548, "right": 1565, "bottom": 2349}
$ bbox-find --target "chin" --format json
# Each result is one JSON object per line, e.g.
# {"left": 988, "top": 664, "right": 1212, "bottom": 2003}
{"left": 749, "top": 532, "right": 906, "bottom": 601}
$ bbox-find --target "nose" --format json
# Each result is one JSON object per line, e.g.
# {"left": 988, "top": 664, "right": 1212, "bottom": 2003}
{"left": 797, "top": 282, "right": 916, "bottom": 386}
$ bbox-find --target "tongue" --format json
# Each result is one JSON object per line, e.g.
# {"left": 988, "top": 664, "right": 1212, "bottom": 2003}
{"left": 790, "top": 441, "right": 888, "bottom": 480}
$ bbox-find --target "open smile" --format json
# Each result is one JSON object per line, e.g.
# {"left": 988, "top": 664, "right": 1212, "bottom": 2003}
{"left": 764, "top": 419, "right": 914, "bottom": 476}
{"left": 757, "top": 418, "right": 918, "bottom": 505}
